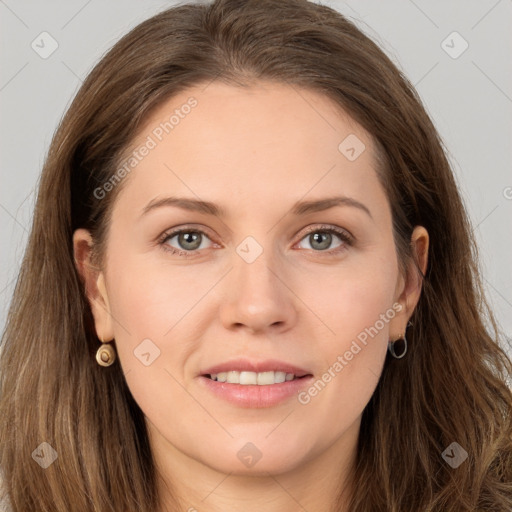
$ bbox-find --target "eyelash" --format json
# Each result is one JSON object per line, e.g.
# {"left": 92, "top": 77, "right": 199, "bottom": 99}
{"left": 157, "top": 224, "right": 354, "bottom": 259}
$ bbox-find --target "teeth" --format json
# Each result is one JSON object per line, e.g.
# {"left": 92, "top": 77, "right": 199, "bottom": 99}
{"left": 208, "top": 371, "right": 297, "bottom": 385}
{"left": 240, "top": 371, "right": 257, "bottom": 385}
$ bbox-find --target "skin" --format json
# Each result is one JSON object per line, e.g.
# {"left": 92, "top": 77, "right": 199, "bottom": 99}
{"left": 74, "top": 81, "right": 428, "bottom": 512}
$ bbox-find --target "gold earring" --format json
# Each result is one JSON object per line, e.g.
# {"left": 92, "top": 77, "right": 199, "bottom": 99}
{"left": 96, "top": 335, "right": 117, "bottom": 367}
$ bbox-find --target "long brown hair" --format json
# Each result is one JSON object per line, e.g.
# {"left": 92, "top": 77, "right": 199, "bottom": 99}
{"left": 1, "top": 0, "right": 511, "bottom": 510}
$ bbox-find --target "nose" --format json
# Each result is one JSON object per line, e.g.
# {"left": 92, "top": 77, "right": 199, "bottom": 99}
{"left": 219, "top": 247, "right": 298, "bottom": 335}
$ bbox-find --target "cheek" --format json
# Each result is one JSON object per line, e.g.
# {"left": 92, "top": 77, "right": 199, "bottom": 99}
{"left": 104, "top": 251, "right": 207, "bottom": 424}
{"left": 302, "top": 250, "right": 398, "bottom": 410}
{"left": 307, "top": 248, "right": 399, "bottom": 342}
{"left": 104, "top": 250, "right": 226, "bottom": 392}
{"left": 332, "top": 272, "right": 397, "bottom": 343}
{"left": 106, "top": 250, "right": 217, "bottom": 335}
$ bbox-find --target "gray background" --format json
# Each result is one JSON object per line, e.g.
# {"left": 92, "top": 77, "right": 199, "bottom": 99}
{"left": 1, "top": 0, "right": 511, "bottom": 354}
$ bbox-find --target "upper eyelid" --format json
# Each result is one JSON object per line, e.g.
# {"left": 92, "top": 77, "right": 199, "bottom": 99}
{"left": 301, "top": 224, "right": 352, "bottom": 238}
{"left": 160, "top": 224, "right": 219, "bottom": 244}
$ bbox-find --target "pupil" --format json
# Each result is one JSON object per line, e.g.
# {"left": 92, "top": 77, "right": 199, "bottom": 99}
{"left": 311, "top": 232, "right": 331, "bottom": 250}
{"left": 179, "top": 232, "right": 201, "bottom": 250}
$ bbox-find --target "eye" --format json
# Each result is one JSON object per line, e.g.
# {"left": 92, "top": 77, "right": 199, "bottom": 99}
{"left": 159, "top": 227, "right": 215, "bottom": 257}
{"left": 296, "top": 224, "right": 353, "bottom": 254}
{"left": 158, "top": 224, "right": 354, "bottom": 258}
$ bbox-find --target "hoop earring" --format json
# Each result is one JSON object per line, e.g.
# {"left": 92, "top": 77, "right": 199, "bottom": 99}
{"left": 388, "top": 321, "right": 412, "bottom": 359}
{"left": 96, "top": 336, "right": 117, "bottom": 367}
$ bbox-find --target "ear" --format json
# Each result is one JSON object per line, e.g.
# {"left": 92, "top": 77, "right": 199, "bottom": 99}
{"left": 389, "top": 226, "right": 429, "bottom": 340}
{"left": 73, "top": 228, "right": 115, "bottom": 341}
{"left": 392, "top": 225, "right": 429, "bottom": 328}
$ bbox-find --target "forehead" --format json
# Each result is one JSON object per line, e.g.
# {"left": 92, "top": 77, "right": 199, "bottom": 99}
{"left": 112, "top": 81, "right": 387, "bottom": 220}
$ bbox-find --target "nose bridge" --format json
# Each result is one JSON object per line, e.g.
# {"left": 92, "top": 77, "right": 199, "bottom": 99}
{"left": 234, "top": 236, "right": 282, "bottom": 305}
{"left": 235, "top": 241, "right": 278, "bottom": 299}
{"left": 219, "top": 235, "right": 297, "bottom": 332}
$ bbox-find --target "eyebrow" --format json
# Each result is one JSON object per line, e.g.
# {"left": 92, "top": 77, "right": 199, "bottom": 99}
{"left": 141, "top": 195, "right": 372, "bottom": 220}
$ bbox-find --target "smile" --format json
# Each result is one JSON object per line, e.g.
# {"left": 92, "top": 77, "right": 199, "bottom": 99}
{"left": 207, "top": 370, "right": 302, "bottom": 385}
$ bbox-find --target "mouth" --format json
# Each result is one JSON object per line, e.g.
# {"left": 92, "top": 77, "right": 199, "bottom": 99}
{"left": 204, "top": 371, "right": 312, "bottom": 385}
{"left": 199, "top": 359, "right": 313, "bottom": 386}
{"left": 197, "top": 363, "right": 315, "bottom": 408}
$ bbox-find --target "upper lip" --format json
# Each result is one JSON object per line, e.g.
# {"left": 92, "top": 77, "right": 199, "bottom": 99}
{"left": 200, "top": 359, "right": 312, "bottom": 378}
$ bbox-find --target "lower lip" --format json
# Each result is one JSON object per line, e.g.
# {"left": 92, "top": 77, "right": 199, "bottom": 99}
{"left": 197, "top": 375, "right": 314, "bottom": 408}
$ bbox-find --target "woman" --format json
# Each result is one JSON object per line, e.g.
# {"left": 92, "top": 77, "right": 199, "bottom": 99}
{"left": 1, "top": 0, "right": 511, "bottom": 510}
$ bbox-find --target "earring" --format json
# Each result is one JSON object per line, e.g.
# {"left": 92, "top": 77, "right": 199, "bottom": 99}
{"left": 96, "top": 335, "right": 117, "bottom": 367}
{"left": 388, "top": 321, "right": 412, "bottom": 359}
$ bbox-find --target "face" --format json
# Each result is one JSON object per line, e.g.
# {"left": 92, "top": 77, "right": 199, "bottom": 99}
{"left": 75, "top": 81, "right": 426, "bottom": 481}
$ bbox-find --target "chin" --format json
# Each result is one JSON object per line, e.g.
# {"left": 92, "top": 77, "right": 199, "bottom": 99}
{"left": 198, "top": 440, "right": 308, "bottom": 476}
